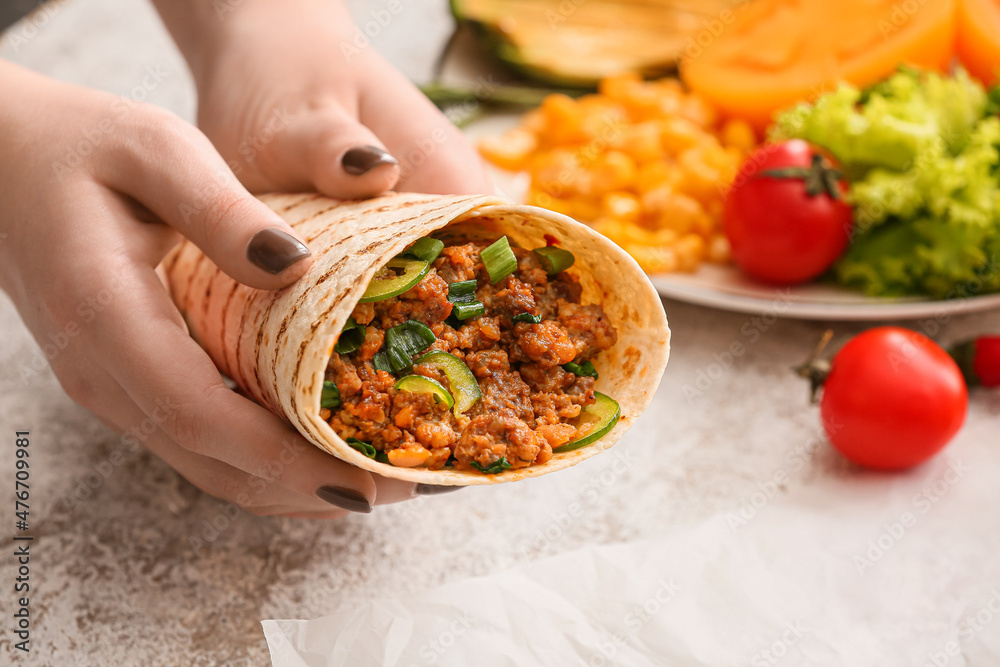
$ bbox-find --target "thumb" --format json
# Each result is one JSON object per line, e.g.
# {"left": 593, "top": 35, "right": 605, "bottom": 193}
{"left": 114, "top": 116, "right": 314, "bottom": 290}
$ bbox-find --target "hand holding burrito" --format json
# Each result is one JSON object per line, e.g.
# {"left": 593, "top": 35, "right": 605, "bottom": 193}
{"left": 165, "top": 193, "right": 670, "bottom": 485}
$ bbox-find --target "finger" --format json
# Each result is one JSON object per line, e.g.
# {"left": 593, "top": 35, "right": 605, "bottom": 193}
{"left": 87, "top": 379, "right": 340, "bottom": 513}
{"left": 108, "top": 110, "right": 313, "bottom": 290}
{"left": 256, "top": 105, "right": 402, "bottom": 200}
{"left": 95, "top": 264, "right": 381, "bottom": 512}
{"left": 359, "top": 62, "right": 493, "bottom": 195}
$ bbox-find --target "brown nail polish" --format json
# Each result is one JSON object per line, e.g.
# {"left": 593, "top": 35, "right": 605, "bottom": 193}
{"left": 415, "top": 484, "right": 463, "bottom": 495}
{"left": 342, "top": 145, "right": 398, "bottom": 176}
{"left": 316, "top": 485, "right": 373, "bottom": 513}
{"left": 246, "top": 228, "right": 311, "bottom": 275}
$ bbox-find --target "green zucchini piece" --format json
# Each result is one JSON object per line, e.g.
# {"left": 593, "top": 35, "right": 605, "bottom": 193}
{"left": 415, "top": 350, "right": 482, "bottom": 415}
{"left": 394, "top": 375, "right": 455, "bottom": 409}
{"left": 552, "top": 392, "right": 620, "bottom": 453}
{"left": 359, "top": 258, "right": 430, "bottom": 303}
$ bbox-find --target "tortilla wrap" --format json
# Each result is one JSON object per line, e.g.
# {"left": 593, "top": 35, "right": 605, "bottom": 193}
{"left": 164, "top": 192, "right": 669, "bottom": 485}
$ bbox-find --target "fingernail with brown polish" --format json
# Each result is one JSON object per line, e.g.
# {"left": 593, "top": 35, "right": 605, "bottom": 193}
{"left": 316, "top": 485, "right": 373, "bottom": 513}
{"left": 247, "top": 228, "right": 311, "bottom": 275}
{"left": 342, "top": 145, "right": 398, "bottom": 176}
{"left": 415, "top": 484, "right": 463, "bottom": 496}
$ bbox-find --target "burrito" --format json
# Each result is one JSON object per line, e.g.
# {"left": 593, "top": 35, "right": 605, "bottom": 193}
{"left": 164, "top": 193, "right": 669, "bottom": 485}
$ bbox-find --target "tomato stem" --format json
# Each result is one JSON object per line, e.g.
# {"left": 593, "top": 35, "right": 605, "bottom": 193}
{"left": 795, "top": 329, "right": 834, "bottom": 404}
{"left": 761, "top": 154, "right": 845, "bottom": 200}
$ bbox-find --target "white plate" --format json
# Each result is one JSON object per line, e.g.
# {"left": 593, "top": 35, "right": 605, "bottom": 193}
{"left": 463, "top": 113, "right": 1000, "bottom": 321}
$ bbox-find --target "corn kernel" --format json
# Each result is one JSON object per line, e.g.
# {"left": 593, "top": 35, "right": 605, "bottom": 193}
{"left": 590, "top": 150, "right": 638, "bottom": 194}
{"left": 675, "top": 233, "right": 707, "bottom": 271}
{"left": 707, "top": 234, "right": 732, "bottom": 263}
{"left": 478, "top": 128, "right": 537, "bottom": 171}
{"left": 721, "top": 119, "right": 757, "bottom": 152}
{"left": 659, "top": 117, "right": 703, "bottom": 155}
{"left": 651, "top": 193, "right": 704, "bottom": 234}
{"left": 598, "top": 72, "right": 643, "bottom": 102}
{"left": 619, "top": 121, "right": 665, "bottom": 165}
{"left": 601, "top": 191, "right": 642, "bottom": 222}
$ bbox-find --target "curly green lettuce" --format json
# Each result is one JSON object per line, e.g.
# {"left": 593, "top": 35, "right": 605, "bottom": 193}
{"left": 773, "top": 68, "right": 1000, "bottom": 299}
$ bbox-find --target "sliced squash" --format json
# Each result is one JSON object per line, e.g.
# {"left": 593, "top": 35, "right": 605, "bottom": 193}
{"left": 452, "top": 0, "right": 740, "bottom": 87}
{"left": 680, "top": 0, "right": 956, "bottom": 130}
{"left": 957, "top": 0, "right": 1000, "bottom": 86}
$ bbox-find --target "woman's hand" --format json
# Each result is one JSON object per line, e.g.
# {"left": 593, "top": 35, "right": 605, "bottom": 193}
{"left": 0, "top": 61, "right": 418, "bottom": 517}
{"left": 152, "top": 0, "right": 493, "bottom": 199}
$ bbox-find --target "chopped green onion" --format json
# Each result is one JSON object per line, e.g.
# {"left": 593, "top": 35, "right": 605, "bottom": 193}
{"left": 481, "top": 236, "right": 518, "bottom": 284}
{"left": 533, "top": 246, "right": 575, "bottom": 275}
{"left": 346, "top": 438, "right": 377, "bottom": 459}
{"left": 385, "top": 320, "right": 436, "bottom": 357}
{"left": 321, "top": 381, "right": 340, "bottom": 409}
{"left": 334, "top": 317, "right": 366, "bottom": 355}
{"left": 447, "top": 279, "right": 478, "bottom": 299}
{"left": 375, "top": 450, "right": 390, "bottom": 464}
{"left": 562, "top": 360, "right": 598, "bottom": 379}
{"left": 387, "top": 346, "right": 413, "bottom": 373}
{"left": 359, "top": 257, "right": 430, "bottom": 303}
{"left": 472, "top": 457, "right": 512, "bottom": 474}
{"left": 373, "top": 320, "right": 437, "bottom": 374}
{"left": 404, "top": 237, "right": 444, "bottom": 263}
{"left": 372, "top": 352, "right": 393, "bottom": 373}
{"left": 513, "top": 313, "right": 541, "bottom": 324}
{"left": 452, "top": 301, "right": 485, "bottom": 319}
{"left": 447, "top": 279, "right": 485, "bottom": 321}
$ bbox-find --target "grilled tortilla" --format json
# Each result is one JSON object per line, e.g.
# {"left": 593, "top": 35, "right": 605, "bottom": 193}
{"left": 164, "top": 193, "right": 669, "bottom": 485}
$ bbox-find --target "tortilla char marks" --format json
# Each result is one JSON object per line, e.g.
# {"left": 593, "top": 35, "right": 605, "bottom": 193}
{"left": 290, "top": 338, "right": 324, "bottom": 443}
{"left": 162, "top": 245, "right": 185, "bottom": 280}
{"left": 218, "top": 280, "right": 242, "bottom": 380}
{"left": 274, "top": 192, "right": 323, "bottom": 215}
{"left": 181, "top": 250, "right": 210, "bottom": 314}
{"left": 269, "top": 254, "right": 352, "bottom": 369}
{"left": 289, "top": 202, "right": 340, "bottom": 232}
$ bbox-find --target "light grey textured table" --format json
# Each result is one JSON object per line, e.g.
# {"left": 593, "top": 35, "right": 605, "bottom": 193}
{"left": 2, "top": 2, "right": 1000, "bottom": 666}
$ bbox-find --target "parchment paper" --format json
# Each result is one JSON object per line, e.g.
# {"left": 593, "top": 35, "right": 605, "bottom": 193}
{"left": 263, "top": 449, "right": 1000, "bottom": 666}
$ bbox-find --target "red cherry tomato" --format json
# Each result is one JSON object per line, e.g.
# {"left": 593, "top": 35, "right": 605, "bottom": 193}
{"left": 724, "top": 140, "right": 853, "bottom": 285}
{"left": 820, "top": 327, "right": 968, "bottom": 470}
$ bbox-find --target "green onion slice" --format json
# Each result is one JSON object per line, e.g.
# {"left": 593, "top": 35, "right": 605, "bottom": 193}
{"left": 359, "top": 257, "right": 430, "bottom": 303}
{"left": 394, "top": 374, "right": 455, "bottom": 409}
{"left": 533, "top": 246, "right": 575, "bottom": 275}
{"left": 447, "top": 279, "right": 485, "bottom": 321}
{"left": 415, "top": 350, "right": 482, "bottom": 415}
{"left": 375, "top": 450, "right": 390, "bottom": 464}
{"left": 513, "top": 313, "right": 541, "bottom": 324}
{"left": 481, "top": 236, "right": 518, "bottom": 284}
{"left": 373, "top": 320, "right": 437, "bottom": 374}
{"left": 346, "top": 438, "right": 377, "bottom": 459}
{"left": 321, "top": 380, "right": 340, "bottom": 409}
{"left": 403, "top": 237, "right": 444, "bottom": 263}
{"left": 452, "top": 301, "right": 485, "bottom": 320}
{"left": 372, "top": 352, "right": 393, "bottom": 373}
{"left": 472, "top": 457, "right": 512, "bottom": 474}
{"left": 562, "top": 360, "right": 598, "bottom": 379}
{"left": 447, "top": 279, "right": 477, "bottom": 299}
{"left": 334, "top": 317, "right": 366, "bottom": 355}
{"left": 386, "top": 320, "right": 436, "bottom": 357}
{"left": 553, "top": 392, "right": 620, "bottom": 453}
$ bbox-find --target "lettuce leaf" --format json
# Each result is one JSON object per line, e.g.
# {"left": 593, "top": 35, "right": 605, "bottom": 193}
{"left": 774, "top": 68, "right": 1000, "bottom": 299}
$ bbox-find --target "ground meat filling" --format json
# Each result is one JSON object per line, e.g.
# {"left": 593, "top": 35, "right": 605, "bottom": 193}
{"left": 324, "top": 238, "right": 618, "bottom": 473}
